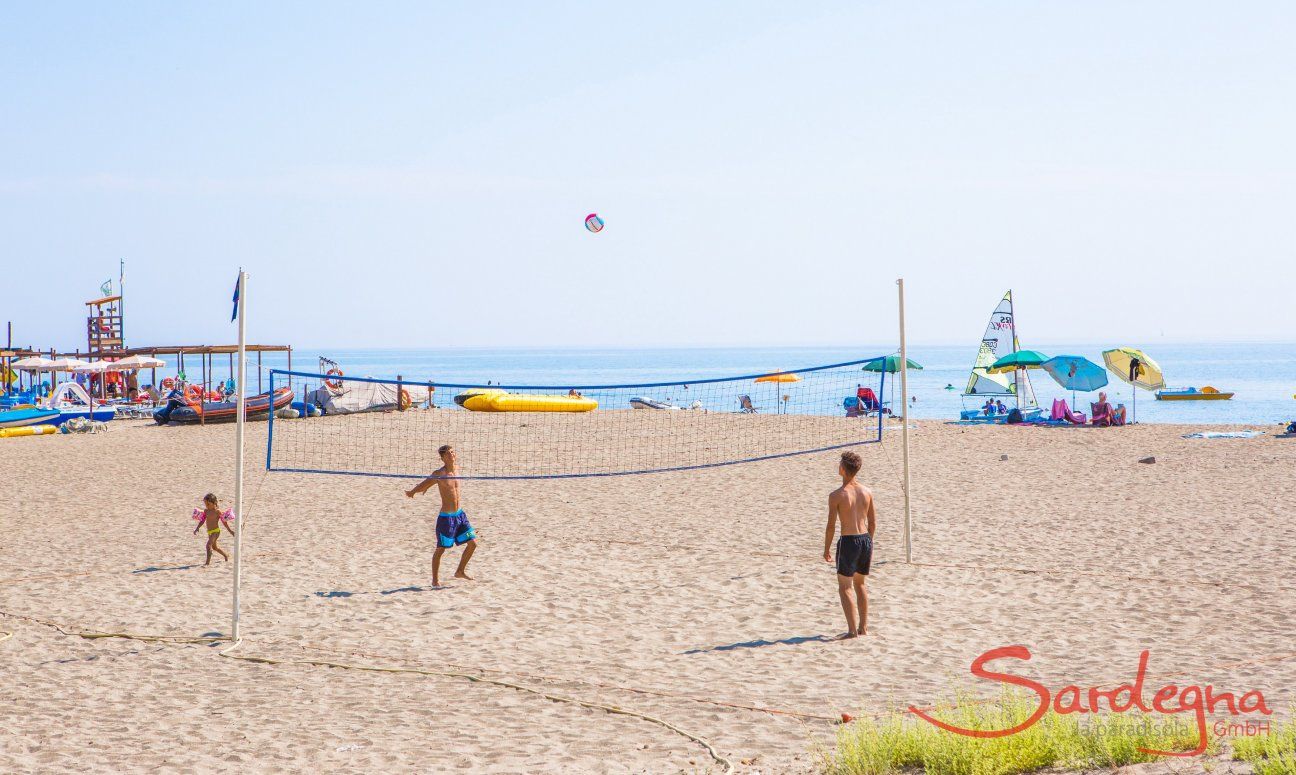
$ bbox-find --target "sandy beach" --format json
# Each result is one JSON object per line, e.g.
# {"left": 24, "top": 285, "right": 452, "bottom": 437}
{"left": 2, "top": 416, "right": 1294, "bottom": 773}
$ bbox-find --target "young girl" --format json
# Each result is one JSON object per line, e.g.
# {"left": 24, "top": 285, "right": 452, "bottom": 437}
{"left": 192, "top": 493, "right": 236, "bottom": 566}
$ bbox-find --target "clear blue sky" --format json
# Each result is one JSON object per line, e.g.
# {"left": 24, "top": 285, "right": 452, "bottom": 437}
{"left": 3, "top": 2, "right": 1292, "bottom": 352}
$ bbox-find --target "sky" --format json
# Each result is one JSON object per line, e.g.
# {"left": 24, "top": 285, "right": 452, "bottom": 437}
{"left": 2, "top": 2, "right": 1293, "bottom": 352}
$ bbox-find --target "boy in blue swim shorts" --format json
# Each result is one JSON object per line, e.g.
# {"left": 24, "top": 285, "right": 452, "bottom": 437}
{"left": 405, "top": 444, "right": 478, "bottom": 587}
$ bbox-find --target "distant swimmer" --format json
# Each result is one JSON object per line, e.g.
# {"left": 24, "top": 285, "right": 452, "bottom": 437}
{"left": 406, "top": 444, "right": 478, "bottom": 587}
{"left": 822, "top": 451, "right": 876, "bottom": 639}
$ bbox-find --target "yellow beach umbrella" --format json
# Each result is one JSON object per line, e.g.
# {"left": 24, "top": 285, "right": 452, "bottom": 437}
{"left": 754, "top": 370, "right": 801, "bottom": 384}
{"left": 1102, "top": 348, "right": 1164, "bottom": 390}
{"left": 1102, "top": 347, "right": 1164, "bottom": 423}
{"left": 755, "top": 370, "right": 801, "bottom": 414}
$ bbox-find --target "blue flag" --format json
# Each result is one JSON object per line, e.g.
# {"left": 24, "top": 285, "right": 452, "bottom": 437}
{"left": 231, "top": 275, "right": 240, "bottom": 322}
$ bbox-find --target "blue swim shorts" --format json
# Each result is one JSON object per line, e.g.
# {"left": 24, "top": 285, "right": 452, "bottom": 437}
{"left": 436, "top": 510, "right": 477, "bottom": 549}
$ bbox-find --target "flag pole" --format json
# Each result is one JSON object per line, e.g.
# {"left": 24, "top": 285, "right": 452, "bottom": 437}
{"left": 232, "top": 269, "right": 247, "bottom": 641}
{"left": 897, "top": 278, "right": 913, "bottom": 563}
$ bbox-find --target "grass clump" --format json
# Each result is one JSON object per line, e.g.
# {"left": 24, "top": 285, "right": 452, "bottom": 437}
{"left": 1233, "top": 715, "right": 1296, "bottom": 775}
{"left": 826, "top": 690, "right": 1208, "bottom": 775}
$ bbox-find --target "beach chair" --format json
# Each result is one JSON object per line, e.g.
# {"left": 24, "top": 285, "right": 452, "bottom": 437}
{"left": 738, "top": 395, "right": 758, "bottom": 413}
{"left": 1091, "top": 402, "right": 1126, "bottom": 427}
{"left": 857, "top": 387, "right": 881, "bottom": 413}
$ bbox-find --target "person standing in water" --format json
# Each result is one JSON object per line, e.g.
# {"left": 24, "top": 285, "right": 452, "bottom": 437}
{"left": 822, "top": 451, "right": 876, "bottom": 639}
{"left": 406, "top": 444, "right": 478, "bottom": 587}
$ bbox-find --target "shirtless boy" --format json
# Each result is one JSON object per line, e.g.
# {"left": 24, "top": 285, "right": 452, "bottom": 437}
{"left": 822, "top": 451, "right": 876, "bottom": 639}
{"left": 405, "top": 444, "right": 478, "bottom": 587}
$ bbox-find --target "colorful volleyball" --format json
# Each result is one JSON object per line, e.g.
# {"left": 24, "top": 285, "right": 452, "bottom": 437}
{"left": 585, "top": 213, "right": 604, "bottom": 233}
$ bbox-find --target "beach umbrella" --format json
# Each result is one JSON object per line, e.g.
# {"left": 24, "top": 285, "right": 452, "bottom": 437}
{"left": 48, "top": 357, "right": 92, "bottom": 371}
{"left": 12, "top": 356, "right": 58, "bottom": 370}
{"left": 754, "top": 370, "right": 801, "bottom": 414}
{"left": 986, "top": 350, "right": 1049, "bottom": 374}
{"left": 754, "top": 370, "right": 801, "bottom": 383}
{"left": 12, "top": 356, "right": 58, "bottom": 389}
{"left": 1102, "top": 347, "right": 1164, "bottom": 424}
{"left": 68, "top": 360, "right": 109, "bottom": 373}
{"left": 1042, "top": 355, "right": 1108, "bottom": 408}
{"left": 861, "top": 355, "right": 924, "bottom": 373}
{"left": 862, "top": 356, "right": 923, "bottom": 411}
{"left": 987, "top": 350, "right": 1048, "bottom": 411}
{"left": 108, "top": 354, "right": 166, "bottom": 370}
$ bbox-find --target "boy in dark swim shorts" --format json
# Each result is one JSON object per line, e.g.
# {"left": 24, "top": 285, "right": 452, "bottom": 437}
{"left": 406, "top": 444, "right": 478, "bottom": 587}
{"left": 822, "top": 451, "right": 876, "bottom": 639}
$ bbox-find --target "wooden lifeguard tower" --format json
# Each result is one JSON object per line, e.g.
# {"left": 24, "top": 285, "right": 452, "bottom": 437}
{"left": 85, "top": 291, "right": 125, "bottom": 357}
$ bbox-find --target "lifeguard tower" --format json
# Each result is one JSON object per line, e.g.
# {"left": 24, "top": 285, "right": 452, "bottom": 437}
{"left": 86, "top": 291, "right": 124, "bottom": 357}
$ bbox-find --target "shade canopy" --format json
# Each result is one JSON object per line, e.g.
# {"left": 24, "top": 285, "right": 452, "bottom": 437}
{"left": 68, "top": 360, "right": 110, "bottom": 373}
{"left": 861, "top": 355, "right": 924, "bottom": 373}
{"left": 11, "top": 356, "right": 59, "bottom": 370}
{"left": 48, "top": 358, "right": 92, "bottom": 371}
{"left": 108, "top": 355, "right": 167, "bottom": 370}
{"left": 1102, "top": 347, "right": 1165, "bottom": 390}
{"left": 754, "top": 371, "right": 802, "bottom": 384}
{"left": 987, "top": 350, "right": 1049, "bottom": 374}
{"left": 1042, "top": 355, "right": 1108, "bottom": 393}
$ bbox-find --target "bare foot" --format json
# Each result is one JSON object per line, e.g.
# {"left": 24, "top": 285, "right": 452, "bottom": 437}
{"left": 454, "top": 571, "right": 474, "bottom": 581}
{"left": 833, "top": 632, "right": 858, "bottom": 641}
{"left": 857, "top": 627, "right": 867, "bottom": 636}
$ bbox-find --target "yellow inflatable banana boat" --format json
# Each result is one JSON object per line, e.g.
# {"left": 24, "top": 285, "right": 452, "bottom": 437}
{"left": 454, "top": 390, "right": 597, "bottom": 413}
{"left": 0, "top": 424, "right": 58, "bottom": 438}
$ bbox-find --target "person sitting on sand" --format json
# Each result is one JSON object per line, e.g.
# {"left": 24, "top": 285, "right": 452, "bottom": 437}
{"left": 1091, "top": 391, "right": 1127, "bottom": 427}
{"left": 822, "top": 451, "right": 876, "bottom": 639}
{"left": 405, "top": 444, "right": 478, "bottom": 587}
{"left": 193, "top": 493, "right": 235, "bottom": 566}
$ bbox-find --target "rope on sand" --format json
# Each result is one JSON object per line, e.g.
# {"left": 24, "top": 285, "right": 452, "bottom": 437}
{"left": 0, "top": 610, "right": 224, "bottom": 645}
{"left": 215, "top": 639, "right": 734, "bottom": 773}
{"left": 0, "top": 610, "right": 733, "bottom": 773}
{"left": 295, "top": 641, "right": 842, "bottom": 723}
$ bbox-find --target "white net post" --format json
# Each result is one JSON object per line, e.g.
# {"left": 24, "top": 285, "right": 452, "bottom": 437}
{"left": 232, "top": 270, "right": 247, "bottom": 640}
{"left": 897, "top": 278, "right": 913, "bottom": 563}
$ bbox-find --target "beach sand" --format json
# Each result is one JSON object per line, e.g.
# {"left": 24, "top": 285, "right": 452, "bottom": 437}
{"left": 2, "top": 414, "right": 1294, "bottom": 773}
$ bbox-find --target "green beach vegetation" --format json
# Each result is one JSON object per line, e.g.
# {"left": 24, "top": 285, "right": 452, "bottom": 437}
{"left": 824, "top": 690, "right": 1214, "bottom": 775}
{"left": 1232, "top": 714, "right": 1296, "bottom": 774}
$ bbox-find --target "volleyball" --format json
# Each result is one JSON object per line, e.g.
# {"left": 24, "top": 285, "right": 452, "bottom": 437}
{"left": 584, "top": 213, "right": 604, "bottom": 233}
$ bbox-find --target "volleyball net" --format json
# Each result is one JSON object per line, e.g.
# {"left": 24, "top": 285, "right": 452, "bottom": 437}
{"left": 265, "top": 356, "right": 892, "bottom": 480}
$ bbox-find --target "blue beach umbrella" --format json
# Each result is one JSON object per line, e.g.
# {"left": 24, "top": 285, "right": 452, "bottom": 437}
{"left": 1042, "top": 355, "right": 1108, "bottom": 408}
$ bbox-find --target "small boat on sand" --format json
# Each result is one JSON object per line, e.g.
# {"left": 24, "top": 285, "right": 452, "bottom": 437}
{"left": 630, "top": 396, "right": 678, "bottom": 410}
{"left": 0, "top": 406, "right": 61, "bottom": 429}
{"left": 1155, "top": 386, "right": 1233, "bottom": 401}
{"left": 154, "top": 387, "right": 294, "bottom": 424}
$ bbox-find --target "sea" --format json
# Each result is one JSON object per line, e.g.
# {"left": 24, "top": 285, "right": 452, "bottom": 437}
{"left": 238, "top": 343, "right": 1296, "bottom": 426}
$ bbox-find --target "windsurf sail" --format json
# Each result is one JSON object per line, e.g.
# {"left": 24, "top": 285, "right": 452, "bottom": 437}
{"left": 964, "top": 290, "right": 1038, "bottom": 408}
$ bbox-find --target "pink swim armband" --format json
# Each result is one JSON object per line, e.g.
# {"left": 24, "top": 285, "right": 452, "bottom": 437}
{"left": 191, "top": 507, "right": 237, "bottom": 523}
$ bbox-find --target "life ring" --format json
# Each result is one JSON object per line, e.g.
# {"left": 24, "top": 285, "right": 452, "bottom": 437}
{"left": 161, "top": 377, "right": 176, "bottom": 391}
{"left": 184, "top": 384, "right": 204, "bottom": 403}
{"left": 398, "top": 388, "right": 412, "bottom": 411}
{"left": 324, "top": 368, "right": 345, "bottom": 393}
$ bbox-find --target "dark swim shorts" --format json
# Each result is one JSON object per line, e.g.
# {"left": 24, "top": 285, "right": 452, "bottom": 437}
{"left": 436, "top": 510, "right": 477, "bottom": 548}
{"left": 835, "top": 534, "right": 873, "bottom": 577}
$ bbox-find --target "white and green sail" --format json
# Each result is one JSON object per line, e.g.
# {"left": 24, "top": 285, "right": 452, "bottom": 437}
{"left": 964, "top": 290, "right": 1038, "bottom": 408}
